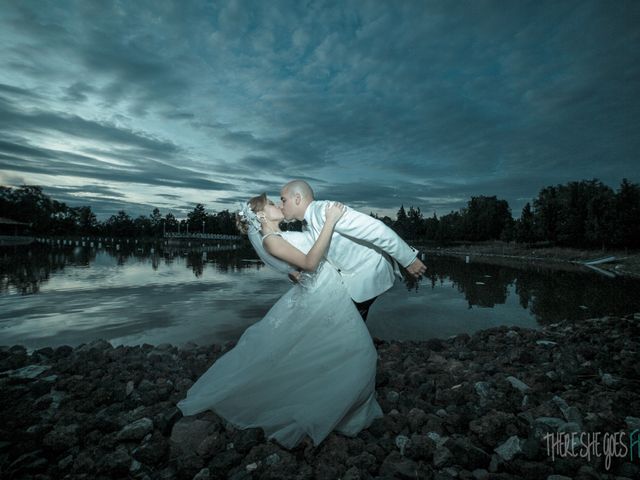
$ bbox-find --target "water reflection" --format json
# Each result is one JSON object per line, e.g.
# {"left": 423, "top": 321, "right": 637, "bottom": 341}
{"left": 0, "top": 242, "right": 261, "bottom": 295}
{"left": 1, "top": 243, "right": 639, "bottom": 350}
{"left": 414, "top": 256, "right": 640, "bottom": 324}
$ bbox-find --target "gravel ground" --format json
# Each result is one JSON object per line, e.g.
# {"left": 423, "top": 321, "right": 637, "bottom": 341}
{"left": 1, "top": 313, "right": 639, "bottom": 479}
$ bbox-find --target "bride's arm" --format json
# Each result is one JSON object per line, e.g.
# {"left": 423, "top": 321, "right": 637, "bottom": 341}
{"left": 264, "top": 202, "right": 345, "bottom": 272}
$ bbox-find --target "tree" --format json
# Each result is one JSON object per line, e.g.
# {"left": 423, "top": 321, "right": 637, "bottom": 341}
{"left": 188, "top": 204, "right": 207, "bottom": 233}
{"left": 462, "top": 196, "right": 512, "bottom": 241}
{"left": 215, "top": 210, "right": 236, "bottom": 234}
{"left": 516, "top": 203, "right": 536, "bottom": 243}
{"left": 437, "top": 211, "right": 463, "bottom": 242}
{"left": 77, "top": 206, "right": 97, "bottom": 235}
{"left": 106, "top": 211, "right": 134, "bottom": 237}
{"left": 164, "top": 213, "right": 179, "bottom": 234}
{"left": 149, "top": 208, "right": 163, "bottom": 237}
{"left": 614, "top": 178, "right": 640, "bottom": 248}
{"left": 584, "top": 182, "right": 616, "bottom": 249}
{"left": 133, "top": 215, "right": 151, "bottom": 237}
{"left": 407, "top": 206, "right": 424, "bottom": 240}
{"left": 393, "top": 205, "right": 409, "bottom": 238}
{"left": 424, "top": 212, "right": 439, "bottom": 242}
{"left": 533, "top": 185, "right": 560, "bottom": 243}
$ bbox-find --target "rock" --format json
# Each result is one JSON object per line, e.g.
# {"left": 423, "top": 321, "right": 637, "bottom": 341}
{"left": 233, "top": 427, "right": 264, "bottom": 453}
{"left": 536, "top": 340, "right": 558, "bottom": 347}
{"left": 54, "top": 345, "right": 73, "bottom": 358}
{"left": 444, "top": 437, "right": 491, "bottom": 469}
{"left": 494, "top": 436, "right": 522, "bottom": 461}
{"left": 511, "top": 459, "right": 553, "bottom": 478}
{"left": 426, "top": 338, "right": 444, "bottom": 351}
{"left": 57, "top": 454, "right": 74, "bottom": 472}
{"left": 407, "top": 407, "right": 427, "bottom": 432}
{"left": 170, "top": 417, "right": 214, "bottom": 458}
{"left": 73, "top": 451, "right": 96, "bottom": 472}
{"left": 547, "top": 476, "right": 573, "bottom": 480}
{"left": 175, "top": 451, "right": 205, "bottom": 479}
{"left": 313, "top": 462, "right": 341, "bottom": 480}
{"left": 488, "top": 453, "right": 500, "bottom": 472}
{"left": 533, "top": 416, "right": 566, "bottom": 435}
{"left": 433, "top": 445, "right": 453, "bottom": 468}
{"left": 552, "top": 395, "right": 570, "bottom": 416}
{"left": 196, "top": 433, "right": 225, "bottom": 458}
{"left": 1, "top": 364, "right": 52, "bottom": 379}
{"left": 558, "top": 421, "right": 581, "bottom": 434}
{"left": 576, "top": 465, "right": 602, "bottom": 479}
{"left": 155, "top": 406, "right": 182, "bottom": 435}
{"left": 264, "top": 453, "right": 280, "bottom": 465}
{"left": 474, "top": 381, "right": 491, "bottom": 402}
{"left": 97, "top": 446, "right": 131, "bottom": 476}
{"left": 505, "top": 376, "right": 530, "bottom": 393}
{"left": 471, "top": 468, "right": 489, "bottom": 479}
{"left": 8, "top": 450, "right": 48, "bottom": 474}
{"left": 379, "top": 451, "right": 420, "bottom": 479}
{"left": 346, "top": 451, "right": 378, "bottom": 473}
{"left": 616, "top": 462, "right": 640, "bottom": 479}
{"left": 208, "top": 449, "right": 242, "bottom": 471}
{"left": 193, "top": 468, "right": 211, "bottom": 480}
{"left": 386, "top": 390, "right": 400, "bottom": 402}
{"left": 395, "top": 434, "right": 410, "bottom": 455}
{"left": 520, "top": 433, "right": 539, "bottom": 460}
{"left": 132, "top": 431, "right": 169, "bottom": 465}
{"left": 601, "top": 372, "right": 618, "bottom": 386}
{"left": 546, "top": 371, "right": 559, "bottom": 381}
{"left": 469, "top": 411, "right": 519, "bottom": 447}
{"left": 43, "top": 424, "right": 79, "bottom": 452}
{"left": 342, "top": 466, "right": 362, "bottom": 480}
{"left": 117, "top": 417, "right": 153, "bottom": 441}
{"left": 624, "top": 416, "right": 640, "bottom": 430}
{"left": 427, "top": 431, "right": 444, "bottom": 444}
{"left": 129, "top": 458, "right": 142, "bottom": 475}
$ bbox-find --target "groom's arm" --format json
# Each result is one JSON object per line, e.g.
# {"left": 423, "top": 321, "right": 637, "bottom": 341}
{"left": 321, "top": 205, "right": 419, "bottom": 268}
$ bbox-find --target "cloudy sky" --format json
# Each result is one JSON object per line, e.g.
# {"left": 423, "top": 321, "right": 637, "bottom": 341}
{"left": 0, "top": 0, "right": 638, "bottom": 220}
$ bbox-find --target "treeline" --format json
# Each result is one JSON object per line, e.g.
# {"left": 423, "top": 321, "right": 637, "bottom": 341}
{"left": 375, "top": 178, "right": 640, "bottom": 249}
{"left": 2, "top": 178, "right": 639, "bottom": 248}
{"left": 0, "top": 186, "right": 237, "bottom": 237}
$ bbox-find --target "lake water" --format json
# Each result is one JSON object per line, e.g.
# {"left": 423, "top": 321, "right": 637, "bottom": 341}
{"left": 1, "top": 242, "right": 639, "bottom": 352}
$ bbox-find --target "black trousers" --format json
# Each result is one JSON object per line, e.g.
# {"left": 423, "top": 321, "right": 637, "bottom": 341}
{"left": 353, "top": 296, "right": 378, "bottom": 322}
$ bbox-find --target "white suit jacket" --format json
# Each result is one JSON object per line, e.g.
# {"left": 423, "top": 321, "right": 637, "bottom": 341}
{"left": 303, "top": 200, "right": 418, "bottom": 303}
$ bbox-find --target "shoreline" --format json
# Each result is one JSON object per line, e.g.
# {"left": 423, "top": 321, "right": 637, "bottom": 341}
{"left": 418, "top": 242, "right": 640, "bottom": 279}
{"left": 1, "top": 313, "right": 639, "bottom": 479}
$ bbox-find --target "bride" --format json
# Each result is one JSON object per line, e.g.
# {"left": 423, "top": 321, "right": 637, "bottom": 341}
{"left": 176, "top": 193, "right": 383, "bottom": 449}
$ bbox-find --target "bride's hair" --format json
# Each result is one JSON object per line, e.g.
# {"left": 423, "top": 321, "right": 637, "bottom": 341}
{"left": 235, "top": 192, "right": 268, "bottom": 234}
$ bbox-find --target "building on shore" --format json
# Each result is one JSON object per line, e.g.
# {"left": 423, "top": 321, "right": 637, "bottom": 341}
{"left": 0, "top": 217, "right": 33, "bottom": 246}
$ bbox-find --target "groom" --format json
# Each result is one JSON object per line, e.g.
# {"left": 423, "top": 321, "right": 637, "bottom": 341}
{"left": 280, "top": 180, "right": 427, "bottom": 321}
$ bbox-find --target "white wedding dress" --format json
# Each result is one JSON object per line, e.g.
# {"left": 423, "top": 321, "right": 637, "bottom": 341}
{"left": 177, "top": 231, "right": 383, "bottom": 449}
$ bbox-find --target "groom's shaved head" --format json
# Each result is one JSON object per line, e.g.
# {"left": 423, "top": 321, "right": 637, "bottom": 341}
{"left": 280, "top": 180, "right": 314, "bottom": 221}
{"left": 283, "top": 180, "right": 314, "bottom": 200}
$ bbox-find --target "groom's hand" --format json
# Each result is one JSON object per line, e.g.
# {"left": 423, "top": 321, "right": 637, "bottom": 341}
{"left": 406, "top": 258, "right": 427, "bottom": 279}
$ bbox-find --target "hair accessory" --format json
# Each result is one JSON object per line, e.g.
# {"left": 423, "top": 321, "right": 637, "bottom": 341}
{"left": 238, "top": 202, "right": 262, "bottom": 232}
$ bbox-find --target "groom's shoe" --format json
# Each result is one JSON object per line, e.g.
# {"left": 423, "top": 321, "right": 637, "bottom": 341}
{"left": 354, "top": 297, "right": 377, "bottom": 322}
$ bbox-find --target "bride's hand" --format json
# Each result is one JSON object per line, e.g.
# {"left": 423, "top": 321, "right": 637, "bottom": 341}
{"left": 288, "top": 270, "right": 301, "bottom": 283}
{"left": 325, "top": 202, "right": 346, "bottom": 224}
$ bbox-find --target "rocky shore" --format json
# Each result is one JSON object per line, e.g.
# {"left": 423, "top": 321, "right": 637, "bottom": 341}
{"left": 1, "top": 314, "right": 639, "bottom": 480}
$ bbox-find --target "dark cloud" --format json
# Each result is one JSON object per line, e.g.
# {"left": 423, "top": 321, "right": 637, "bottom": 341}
{"left": 62, "top": 82, "right": 95, "bottom": 103}
{"left": 0, "top": 0, "right": 638, "bottom": 220}
{"left": 0, "top": 137, "right": 232, "bottom": 192}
